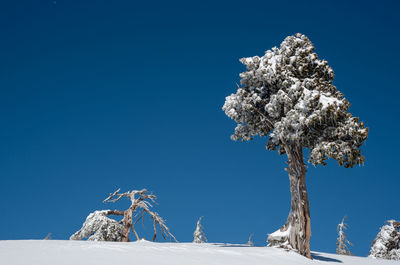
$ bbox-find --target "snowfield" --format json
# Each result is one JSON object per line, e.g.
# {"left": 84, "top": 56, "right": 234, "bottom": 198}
{"left": 0, "top": 240, "right": 398, "bottom": 265}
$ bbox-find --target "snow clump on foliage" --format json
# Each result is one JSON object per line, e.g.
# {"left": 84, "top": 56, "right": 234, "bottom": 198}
{"left": 336, "top": 216, "right": 352, "bottom": 255}
{"left": 193, "top": 216, "right": 207, "bottom": 243}
{"left": 369, "top": 220, "right": 400, "bottom": 260}
{"left": 70, "top": 210, "right": 123, "bottom": 241}
{"left": 222, "top": 33, "right": 368, "bottom": 168}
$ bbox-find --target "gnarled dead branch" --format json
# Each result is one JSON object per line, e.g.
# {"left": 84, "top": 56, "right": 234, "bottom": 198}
{"left": 104, "top": 188, "right": 177, "bottom": 242}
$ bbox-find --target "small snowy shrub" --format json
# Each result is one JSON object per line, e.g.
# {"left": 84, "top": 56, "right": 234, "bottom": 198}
{"left": 369, "top": 220, "right": 400, "bottom": 260}
{"left": 70, "top": 210, "right": 123, "bottom": 241}
{"left": 193, "top": 216, "right": 207, "bottom": 243}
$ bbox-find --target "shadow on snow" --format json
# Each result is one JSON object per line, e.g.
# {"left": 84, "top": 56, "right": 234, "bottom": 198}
{"left": 311, "top": 252, "right": 342, "bottom": 263}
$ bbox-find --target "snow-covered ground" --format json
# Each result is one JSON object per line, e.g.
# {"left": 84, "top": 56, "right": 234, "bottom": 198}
{"left": 0, "top": 240, "right": 398, "bottom": 265}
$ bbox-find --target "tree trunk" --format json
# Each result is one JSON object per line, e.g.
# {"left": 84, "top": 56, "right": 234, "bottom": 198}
{"left": 267, "top": 143, "right": 312, "bottom": 259}
{"left": 121, "top": 209, "right": 132, "bottom": 242}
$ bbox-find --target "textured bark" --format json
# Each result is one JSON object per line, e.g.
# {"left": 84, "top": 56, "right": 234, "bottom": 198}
{"left": 121, "top": 209, "right": 133, "bottom": 242}
{"left": 104, "top": 188, "right": 176, "bottom": 242}
{"left": 285, "top": 143, "right": 311, "bottom": 258}
{"left": 106, "top": 210, "right": 124, "bottom": 216}
{"left": 268, "top": 143, "right": 312, "bottom": 259}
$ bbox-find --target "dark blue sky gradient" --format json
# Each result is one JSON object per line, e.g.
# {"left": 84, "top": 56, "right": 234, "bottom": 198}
{"left": 0, "top": 0, "right": 399, "bottom": 256}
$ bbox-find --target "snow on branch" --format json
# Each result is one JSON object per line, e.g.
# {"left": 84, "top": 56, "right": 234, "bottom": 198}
{"left": 71, "top": 188, "right": 176, "bottom": 243}
{"left": 193, "top": 216, "right": 207, "bottom": 243}
{"left": 336, "top": 216, "right": 353, "bottom": 255}
{"left": 247, "top": 234, "right": 254, "bottom": 247}
{"left": 222, "top": 33, "right": 368, "bottom": 168}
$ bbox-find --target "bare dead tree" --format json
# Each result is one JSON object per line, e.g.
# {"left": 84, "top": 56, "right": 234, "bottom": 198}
{"left": 103, "top": 188, "right": 177, "bottom": 242}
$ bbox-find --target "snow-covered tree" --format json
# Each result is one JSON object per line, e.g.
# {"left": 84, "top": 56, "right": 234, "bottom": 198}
{"left": 247, "top": 234, "right": 254, "bottom": 247}
{"left": 44, "top": 233, "right": 52, "bottom": 240}
{"left": 71, "top": 188, "right": 176, "bottom": 243}
{"left": 70, "top": 210, "right": 123, "bottom": 241}
{"left": 222, "top": 33, "right": 368, "bottom": 258}
{"left": 193, "top": 216, "right": 207, "bottom": 243}
{"left": 336, "top": 216, "right": 352, "bottom": 255}
{"left": 103, "top": 188, "right": 177, "bottom": 242}
{"left": 369, "top": 220, "right": 400, "bottom": 260}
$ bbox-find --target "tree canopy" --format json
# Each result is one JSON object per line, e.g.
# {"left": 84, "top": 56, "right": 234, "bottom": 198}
{"left": 223, "top": 33, "right": 368, "bottom": 167}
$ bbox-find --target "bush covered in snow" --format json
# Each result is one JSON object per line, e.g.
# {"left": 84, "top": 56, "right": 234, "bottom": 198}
{"left": 70, "top": 210, "right": 123, "bottom": 241}
{"left": 369, "top": 220, "right": 400, "bottom": 260}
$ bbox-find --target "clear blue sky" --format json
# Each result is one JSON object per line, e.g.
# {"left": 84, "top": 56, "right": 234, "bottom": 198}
{"left": 0, "top": 0, "right": 399, "bottom": 256}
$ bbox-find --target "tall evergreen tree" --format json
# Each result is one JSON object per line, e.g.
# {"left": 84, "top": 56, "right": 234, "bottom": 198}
{"left": 222, "top": 33, "right": 368, "bottom": 258}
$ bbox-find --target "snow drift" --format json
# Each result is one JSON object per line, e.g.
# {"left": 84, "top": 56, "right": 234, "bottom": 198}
{"left": 0, "top": 240, "right": 398, "bottom": 265}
